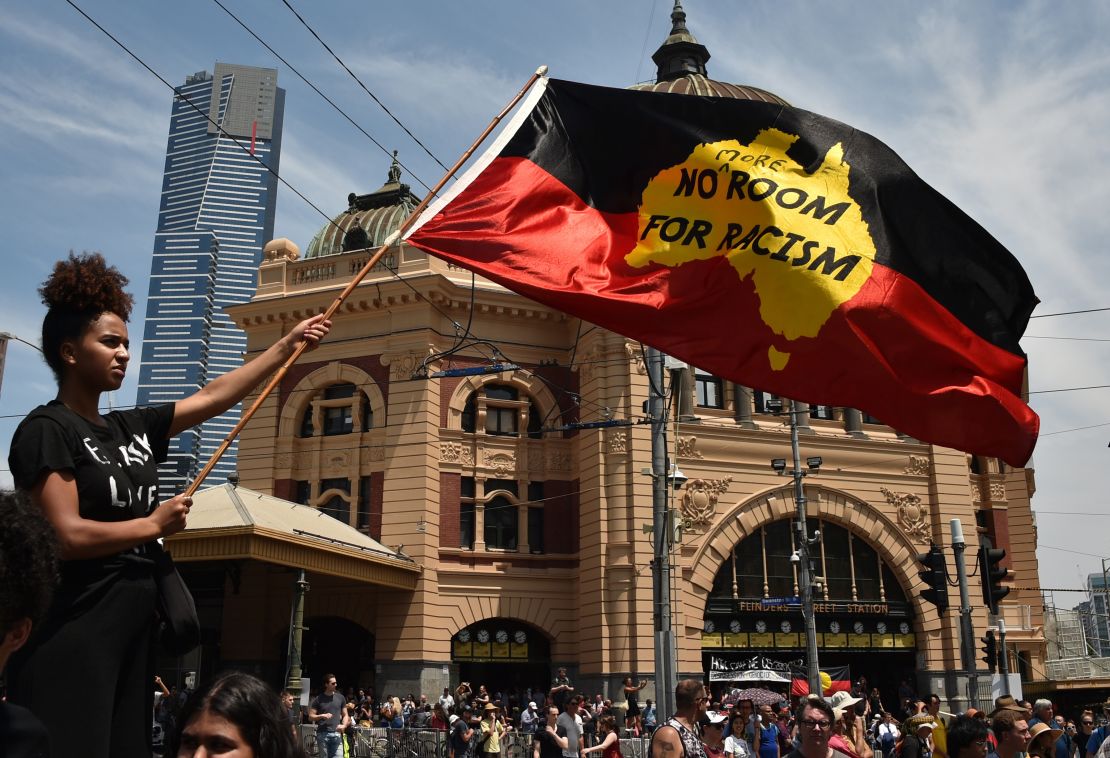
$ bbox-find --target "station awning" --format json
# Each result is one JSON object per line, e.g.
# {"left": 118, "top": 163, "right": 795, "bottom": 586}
{"left": 165, "top": 483, "right": 420, "bottom": 590}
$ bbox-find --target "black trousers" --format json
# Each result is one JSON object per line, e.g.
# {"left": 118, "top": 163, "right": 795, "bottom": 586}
{"left": 10, "top": 566, "right": 157, "bottom": 758}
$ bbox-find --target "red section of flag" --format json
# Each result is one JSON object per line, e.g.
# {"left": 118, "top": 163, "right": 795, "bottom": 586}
{"left": 250, "top": 119, "right": 257, "bottom": 155}
{"left": 408, "top": 155, "right": 1038, "bottom": 464}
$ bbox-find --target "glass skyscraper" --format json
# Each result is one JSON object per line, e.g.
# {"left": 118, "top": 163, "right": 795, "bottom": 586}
{"left": 137, "top": 63, "right": 285, "bottom": 494}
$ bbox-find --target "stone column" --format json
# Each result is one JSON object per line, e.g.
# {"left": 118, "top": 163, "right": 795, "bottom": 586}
{"left": 843, "top": 408, "right": 867, "bottom": 438}
{"left": 732, "top": 385, "right": 757, "bottom": 429}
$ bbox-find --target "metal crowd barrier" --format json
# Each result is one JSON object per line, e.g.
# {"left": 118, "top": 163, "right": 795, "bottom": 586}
{"left": 295, "top": 727, "right": 653, "bottom": 758}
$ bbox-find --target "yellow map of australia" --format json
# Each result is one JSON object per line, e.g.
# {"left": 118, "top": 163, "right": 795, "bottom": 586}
{"left": 624, "top": 128, "right": 877, "bottom": 370}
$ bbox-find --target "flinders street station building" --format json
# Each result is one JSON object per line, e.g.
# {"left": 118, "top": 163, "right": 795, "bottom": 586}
{"left": 165, "top": 3, "right": 1048, "bottom": 707}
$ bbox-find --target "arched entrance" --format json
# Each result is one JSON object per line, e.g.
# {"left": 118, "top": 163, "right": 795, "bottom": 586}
{"left": 301, "top": 616, "right": 375, "bottom": 693}
{"left": 452, "top": 619, "right": 551, "bottom": 705}
{"left": 698, "top": 496, "right": 924, "bottom": 712}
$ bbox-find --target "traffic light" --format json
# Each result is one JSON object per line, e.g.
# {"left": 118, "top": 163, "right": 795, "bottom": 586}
{"left": 917, "top": 542, "right": 949, "bottom": 613}
{"left": 979, "top": 538, "right": 1011, "bottom": 614}
{"left": 980, "top": 630, "right": 998, "bottom": 672}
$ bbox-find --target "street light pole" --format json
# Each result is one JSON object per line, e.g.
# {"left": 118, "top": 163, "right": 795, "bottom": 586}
{"left": 786, "top": 402, "right": 821, "bottom": 696}
{"left": 950, "top": 519, "right": 979, "bottom": 710}
{"left": 997, "top": 618, "right": 1011, "bottom": 697}
{"left": 646, "top": 346, "right": 677, "bottom": 719}
{"left": 285, "top": 569, "right": 310, "bottom": 697}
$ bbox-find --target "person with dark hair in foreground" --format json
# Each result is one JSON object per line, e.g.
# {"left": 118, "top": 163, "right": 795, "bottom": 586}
{"left": 786, "top": 698, "right": 852, "bottom": 758}
{"left": 168, "top": 671, "right": 300, "bottom": 758}
{"left": 0, "top": 490, "right": 59, "bottom": 758}
{"left": 946, "top": 715, "right": 989, "bottom": 758}
{"left": 6, "top": 252, "right": 329, "bottom": 757}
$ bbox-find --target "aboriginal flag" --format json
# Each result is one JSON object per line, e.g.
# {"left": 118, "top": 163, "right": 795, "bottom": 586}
{"left": 405, "top": 78, "right": 1039, "bottom": 465}
{"left": 790, "top": 666, "right": 852, "bottom": 697}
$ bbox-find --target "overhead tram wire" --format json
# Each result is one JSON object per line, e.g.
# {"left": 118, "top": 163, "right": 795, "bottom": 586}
{"left": 1030, "top": 307, "right": 1110, "bottom": 319}
{"left": 1026, "top": 335, "right": 1110, "bottom": 343}
{"left": 58, "top": 0, "right": 621, "bottom": 427}
{"left": 1029, "top": 383, "right": 1110, "bottom": 395}
{"left": 208, "top": 0, "right": 434, "bottom": 193}
{"left": 278, "top": 0, "right": 451, "bottom": 174}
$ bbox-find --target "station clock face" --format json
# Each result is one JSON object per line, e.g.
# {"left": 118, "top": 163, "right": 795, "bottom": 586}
{"left": 514, "top": 630, "right": 527, "bottom": 644}
{"left": 495, "top": 630, "right": 509, "bottom": 644}
{"left": 828, "top": 621, "right": 841, "bottom": 634}
{"left": 477, "top": 629, "right": 490, "bottom": 643}
{"left": 876, "top": 622, "right": 888, "bottom": 634}
{"left": 899, "top": 622, "right": 911, "bottom": 635}
{"left": 780, "top": 620, "right": 792, "bottom": 633}
{"left": 729, "top": 619, "right": 742, "bottom": 633}
{"left": 458, "top": 629, "right": 471, "bottom": 642}
{"left": 853, "top": 621, "right": 865, "bottom": 634}
{"left": 755, "top": 620, "right": 767, "bottom": 633}
{"left": 705, "top": 620, "right": 716, "bottom": 633}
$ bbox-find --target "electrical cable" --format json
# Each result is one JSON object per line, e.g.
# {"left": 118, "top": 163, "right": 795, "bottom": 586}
{"left": 634, "top": 0, "right": 661, "bottom": 85}
{"left": 278, "top": 0, "right": 451, "bottom": 173}
{"left": 1030, "top": 307, "right": 1110, "bottom": 319}
{"left": 207, "top": 0, "right": 434, "bottom": 193}
{"left": 1025, "top": 335, "right": 1110, "bottom": 343}
{"left": 1039, "top": 421, "right": 1110, "bottom": 438}
{"left": 1030, "top": 384, "right": 1110, "bottom": 395}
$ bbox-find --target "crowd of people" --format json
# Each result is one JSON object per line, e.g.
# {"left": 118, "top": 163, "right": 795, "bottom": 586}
{"left": 645, "top": 681, "right": 1110, "bottom": 758}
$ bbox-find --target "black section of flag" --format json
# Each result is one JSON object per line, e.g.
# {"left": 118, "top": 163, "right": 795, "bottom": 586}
{"left": 501, "top": 79, "right": 1036, "bottom": 358}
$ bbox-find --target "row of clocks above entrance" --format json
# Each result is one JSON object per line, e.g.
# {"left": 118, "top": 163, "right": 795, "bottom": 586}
{"left": 456, "top": 628, "right": 528, "bottom": 644}
{"left": 704, "top": 619, "right": 912, "bottom": 635}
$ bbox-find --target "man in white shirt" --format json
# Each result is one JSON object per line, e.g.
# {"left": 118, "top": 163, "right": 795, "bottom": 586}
{"left": 441, "top": 688, "right": 456, "bottom": 713}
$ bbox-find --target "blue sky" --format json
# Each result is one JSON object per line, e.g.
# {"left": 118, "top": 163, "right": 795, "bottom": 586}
{"left": 2, "top": 0, "right": 1109, "bottom": 601}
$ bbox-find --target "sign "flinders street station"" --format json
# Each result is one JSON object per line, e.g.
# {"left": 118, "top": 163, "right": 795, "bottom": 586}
{"left": 741, "top": 598, "right": 892, "bottom": 614}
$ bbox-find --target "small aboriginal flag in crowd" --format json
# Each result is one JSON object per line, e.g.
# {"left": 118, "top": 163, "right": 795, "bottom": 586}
{"left": 790, "top": 666, "right": 852, "bottom": 697}
{"left": 405, "top": 77, "right": 1039, "bottom": 466}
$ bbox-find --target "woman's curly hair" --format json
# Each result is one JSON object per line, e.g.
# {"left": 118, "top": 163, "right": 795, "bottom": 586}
{"left": 39, "top": 252, "right": 134, "bottom": 381}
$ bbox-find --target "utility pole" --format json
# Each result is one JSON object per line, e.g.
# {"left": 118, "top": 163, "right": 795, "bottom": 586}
{"left": 788, "top": 403, "right": 822, "bottom": 697}
{"left": 286, "top": 569, "right": 310, "bottom": 697}
{"left": 769, "top": 400, "right": 821, "bottom": 695}
{"left": 997, "top": 618, "right": 1011, "bottom": 696}
{"left": 950, "top": 519, "right": 979, "bottom": 709}
{"left": 646, "top": 346, "right": 677, "bottom": 719}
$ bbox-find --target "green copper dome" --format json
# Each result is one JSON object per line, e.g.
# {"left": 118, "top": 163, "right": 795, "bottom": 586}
{"left": 304, "top": 152, "right": 420, "bottom": 259}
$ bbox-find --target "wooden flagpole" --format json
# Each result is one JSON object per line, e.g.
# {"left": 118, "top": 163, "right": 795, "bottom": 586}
{"left": 184, "top": 65, "right": 549, "bottom": 497}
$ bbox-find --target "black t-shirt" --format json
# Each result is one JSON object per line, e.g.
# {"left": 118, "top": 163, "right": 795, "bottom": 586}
{"left": 8, "top": 401, "right": 174, "bottom": 587}
{"left": 452, "top": 719, "right": 475, "bottom": 756}
{"left": 535, "top": 725, "right": 569, "bottom": 758}
{"left": 311, "top": 692, "right": 347, "bottom": 734}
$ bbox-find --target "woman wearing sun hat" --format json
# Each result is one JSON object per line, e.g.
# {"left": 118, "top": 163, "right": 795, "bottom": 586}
{"left": 481, "top": 702, "right": 506, "bottom": 758}
{"left": 897, "top": 716, "right": 936, "bottom": 758}
{"left": 1029, "top": 723, "right": 1064, "bottom": 758}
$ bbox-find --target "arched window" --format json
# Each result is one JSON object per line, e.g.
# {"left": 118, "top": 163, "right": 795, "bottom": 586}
{"left": 709, "top": 519, "right": 907, "bottom": 604}
{"left": 484, "top": 495, "right": 518, "bottom": 551}
{"left": 457, "top": 477, "right": 546, "bottom": 553}
{"left": 460, "top": 383, "right": 544, "bottom": 438}
{"left": 298, "top": 382, "right": 373, "bottom": 438}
